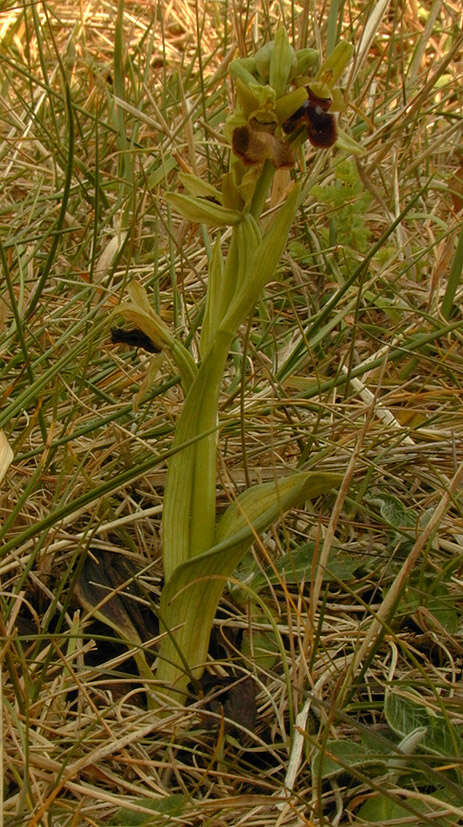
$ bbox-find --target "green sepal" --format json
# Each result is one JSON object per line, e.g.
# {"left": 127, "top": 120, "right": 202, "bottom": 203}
{"left": 316, "top": 40, "right": 353, "bottom": 88}
{"left": 223, "top": 108, "right": 248, "bottom": 144}
{"left": 235, "top": 78, "right": 277, "bottom": 122}
{"left": 275, "top": 87, "right": 309, "bottom": 124}
{"left": 335, "top": 127, "right": 366, "bottom": 155}
{"left": 232, "top": 77, "right": 260, "bottom": 119}
{"left": 327, "top": 87, "right": 346, "bottom": 113}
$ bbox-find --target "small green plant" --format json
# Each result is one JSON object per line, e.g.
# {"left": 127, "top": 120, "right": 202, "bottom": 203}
{"left": 312, "top": 686, "right": 463, "bottom": 825}
{"left": 80, "top": 31, "right": 356, "bottom": 706}
{"left": 311, "top": 158, "right": 372, "bottom": 259}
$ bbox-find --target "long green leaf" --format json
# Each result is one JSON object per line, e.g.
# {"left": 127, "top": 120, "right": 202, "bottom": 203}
{"left": 166, "top": 192, "right": 241, "bottom": 226}
{"left": 162, "top": 331, "right": 233, "bottom": 580}
{"left": 157, "top": 471, "right": 341, "bottom": 696}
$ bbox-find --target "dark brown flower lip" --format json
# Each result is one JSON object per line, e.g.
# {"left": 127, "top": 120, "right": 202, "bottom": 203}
{"left": 232, "top": 125, "right": 294, "bottom": 168}
{"left": 283, "top": 86, "right": 337, "bottom": 148}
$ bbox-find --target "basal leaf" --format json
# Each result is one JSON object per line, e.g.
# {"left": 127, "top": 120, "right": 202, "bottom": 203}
{"left": 385, "top": 689, "right": 463, "bottom": 759}
{"left": 157, "top": 471, "right": 341, "bottom": 696}
{"left": 312, "top": 739, "right": 384, "bottom": 781}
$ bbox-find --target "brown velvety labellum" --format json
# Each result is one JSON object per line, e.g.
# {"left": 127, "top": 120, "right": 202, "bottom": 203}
{"left": 283, "top": 86, "right": 337, "bottom": 148}
{"left": 232, "top": 126, "right": 294, "bottom": 168}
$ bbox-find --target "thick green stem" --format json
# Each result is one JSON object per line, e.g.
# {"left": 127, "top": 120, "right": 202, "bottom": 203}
{"left": 249, "top": 159, "right": 275, "bottom": 218}
{"left": 162, "top": 330, "right": 233, "bottom": 581}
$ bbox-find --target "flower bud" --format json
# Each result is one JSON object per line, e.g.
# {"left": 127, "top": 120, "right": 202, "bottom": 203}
{"left": 316, "top": 40, "right": 353, "bottom": 88}
{"left": 269, "top": 28, "right": 296, "bottom": 97}
{"left": 254, "top": 41, "right": 274, "bottom": 82}
{"left": 292, "top": 48, "right": 320, "bottom": 79}
{"left": 230, "top": 57, "right": 258, "bottom": 87}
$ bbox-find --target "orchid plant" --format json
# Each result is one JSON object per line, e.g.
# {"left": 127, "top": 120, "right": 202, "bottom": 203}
{"left": 81, "top": 31, "right": 354, "bottom": 706}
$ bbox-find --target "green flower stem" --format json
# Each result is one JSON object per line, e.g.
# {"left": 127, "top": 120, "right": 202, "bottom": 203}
{"left": 162, "top": 330, "right": 233, "bottom": 581}
{"left": 249, "top": 159, "right": 275, "bottom": 218}
{"left": 221, "top": 183, "right": 300, "bottom": 336}
{"left": 159, "top": 168, "right": 300, "bottom": 698}
{"left": 167, "top": 338, "right": 198, "bottom": 394}
{"left": 163, "top": 185, "right": 300, "bottom": 585}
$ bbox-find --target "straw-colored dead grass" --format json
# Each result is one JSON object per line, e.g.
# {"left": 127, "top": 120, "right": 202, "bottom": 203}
{"left": 1, "top": 0, "right": 463, "bottom": 824}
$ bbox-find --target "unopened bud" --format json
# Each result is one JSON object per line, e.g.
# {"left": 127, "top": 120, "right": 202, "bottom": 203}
{"left": 230, "top": 57, "right": 258, "bottom": 87}
{"left": 316, "top": 40, "right": 353, "bottom": 88}
{"left": 292, "top": 48, "right": 320, "bottom": 79}
{"left": 269, "top": 28, "right": 296, "bottom": 97}
{"left": 254, "top": 41, "right": 274, "bottom": 82}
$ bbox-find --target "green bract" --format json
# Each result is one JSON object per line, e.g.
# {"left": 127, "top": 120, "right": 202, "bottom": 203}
{"left": 165, "top": 192, "right": 242, "bottom": 227}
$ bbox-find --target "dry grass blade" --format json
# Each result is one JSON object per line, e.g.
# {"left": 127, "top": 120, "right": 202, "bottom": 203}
{"left": 1, "top": 0, "right": 463, "bottom": 825}
{"left": 0, "top": 430, "right": 13, "bottom": 485}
